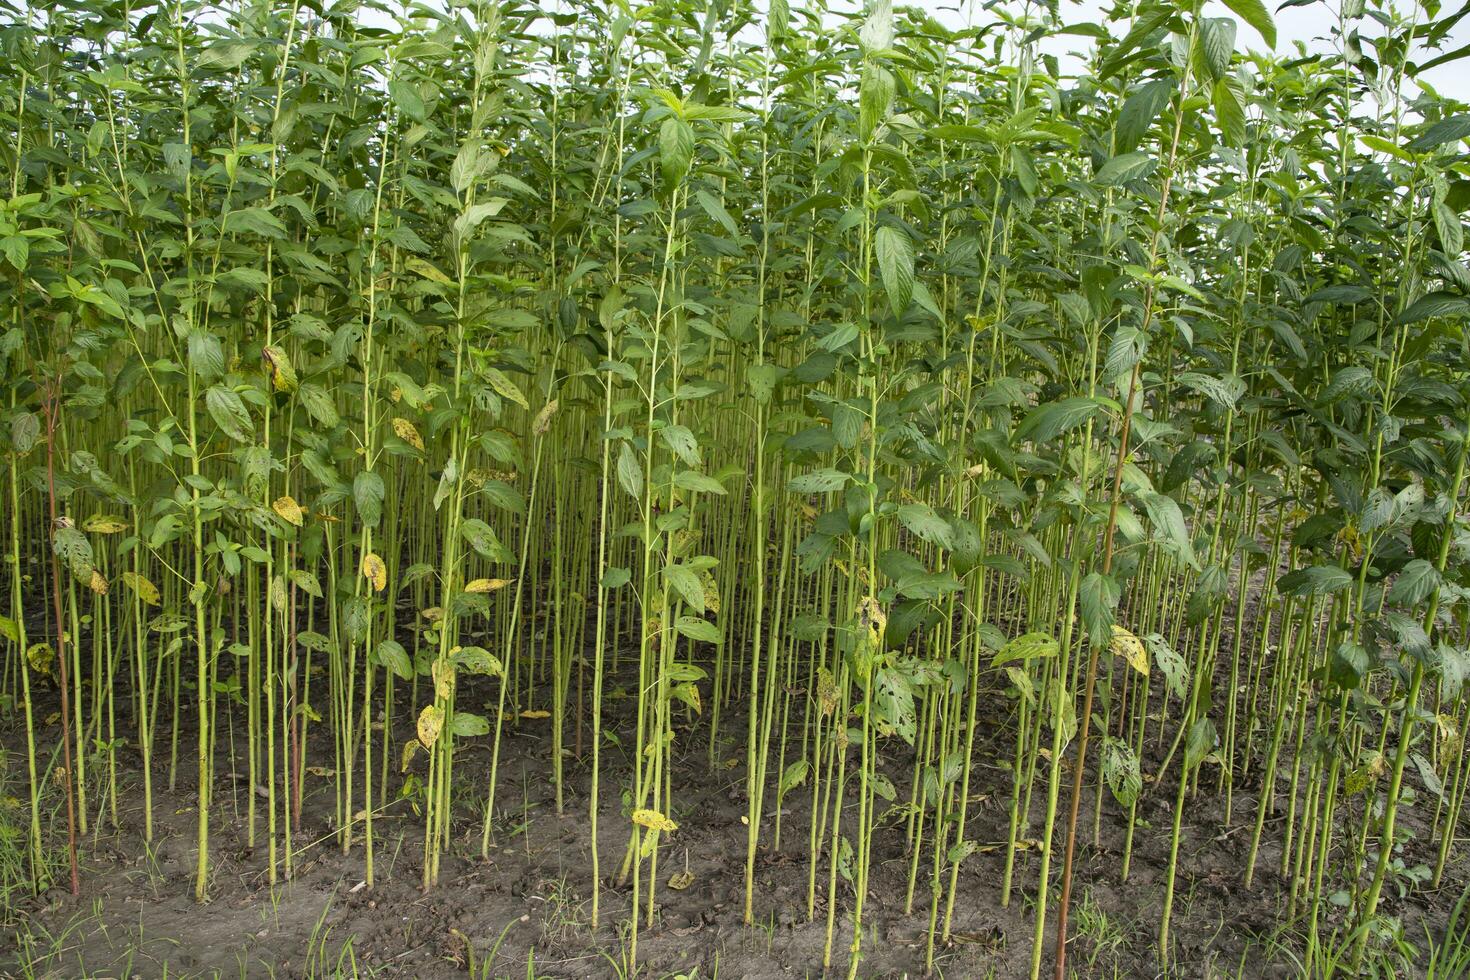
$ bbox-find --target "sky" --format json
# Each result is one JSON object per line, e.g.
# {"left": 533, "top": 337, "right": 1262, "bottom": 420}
{"left": 914, "top": 0, "right": 1470, "bottom": 102}
{"left": 362, "top": 0, "right": 1469, "bottom": 104}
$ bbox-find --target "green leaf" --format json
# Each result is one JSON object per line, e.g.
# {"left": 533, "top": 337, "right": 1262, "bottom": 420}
{"left": 948, "top": 517, "right": 984, "bottom": 576}
{"left": 1016, "top": 397, "right": 1102, "bottom": 444}
{"left": 674, "top": 616, "right": 722, "bottom": 644}
{"left": 433, "top": 456, "right": 457, "bottom": 513}
{"left": 298, "top": 384, "right": 340, "bottom": 428}
{"left": 1221, "top": 0, "right": 1276, "bottom": 48}
{"left": 789, "top": 468, "right": 850, "bottom": 494}
{"left": 205, "top": 386, "right": 254, "bottom": 443}
{"left": 1213, "top": 78, "right": 1246, "bottom": 146}
{"left": 461, "top": 518, "right": 506, "bottom": 562}
{"left": 1195, "top": 17, "right": 1237, "bottom": 80}
{"left": 10, "top": 412, "right": 39, "bottom": 454}
{"left": 673, "top": 470, "right": 727, "bottom": 495}
{"left": 455, "top": 646, "right": 505, "bottom": 677}
{"left": 993, "top": 631, "right": 1059, "bottom": 667}
{"left": 1146, "top": 633, "right": 1188, "bottom": 700}
{"left": 617, "top": 442, "right": 643, "bottom": 498}
{"left": 1114, "top": 78, "right": 1175, "bottom": 154}
{"left": 897, "top": 503, "right": 954, "bottom": 550}
{"left": 1177, "top": 371, "right": 1245, "bottom": 409}
{"left": 223, "top": 207, "right": 287, "bottom": 238}
{"left": 660, "top": 116, "right": 695, "bottom": 189}
{"left": 1079, "top": 572, "right": 1119, "bottom": 648}
{"left": 664, "top": 564, "right": 705, "bottom": 614}
{"left": 660, "top": 424, "right": 702, "bottom": 466}
{"left": 355, "top": 471, "right": 386, "bottom": 529}
{"left": 1388, "top": 559, "right": 1441, "bottom": 606}
{"left": 1101, "top": 737, "right": 1141, "bottom": 807}
{"left": 1277, "top": 565, "right": 1353, "bottom": 597}
{"left": 1184, "top": 717, "right": 1218, "bottom": 772}
{"left": 450, "top": 711, "right": 491, "bottom": 737}
{"left": 1140, "top": 492, "right": 1198, "bottom": 570}
{"left": 388, "top": 79, "right": 427, "bottom": 121}
{"left": 1406, "top": 114, "right": 1470, "bottom": 152}
{"left": 1306, "top": 284, "right": 1372, "bottom": 305}
{"left": 373, "top": 640, "right": 413, "bottom": 681}
{"left": 1397, "top": 292, "right": 1469, "bottom": 325}
{"left": 695, "top": 190, "right": 740, "bottom": 238}
{"left": 875, "top": 225, "right": 915, "bottom": 316}
{"left": 187, "top": 330, "right": 224, "bottom": 379}
{"left": 51, "top": 526, "right": 95, "bottom": 580}
{"left": 780, "top": 759, "right": 809, "bottom": 794}
{"left": 1094, "top": 151, "right": 1154, "bottom": 185}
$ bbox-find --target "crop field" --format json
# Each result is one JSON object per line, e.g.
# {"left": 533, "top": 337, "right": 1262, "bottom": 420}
{"left": 1, "top": 0, "right": 1469, "bottom": 976}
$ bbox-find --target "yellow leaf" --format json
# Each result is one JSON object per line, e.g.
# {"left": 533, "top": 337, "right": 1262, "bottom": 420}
{"left": 519, "top": 709, "right": 550, "bottom": 720}
{"left": 857, "top": 595, "right": 886, "bottom": 645}
{"left": 1110, "top": 625, "right": 1148, "bottom": 676}
{"left": 431, "top": 659, "right": 456, "bottom": 699}
{"left": 361, "top": 552, "right": 387, "bottom": 592}
{"left": 416, "top": 704, "right": 444, "bottom": 748}
{"left": 391, "top": 417, "right": 424, "bottom": 451}
{"left": 82, "top": 514, "right": 128, "bottom": 534}
{"left": 272, "top": 495, "right": 305, "bottom": 527}
{"left": 667, "top": 870, "right": 695, "bottom": 890}
{"left": 88, "top": 570, "right": 109, "bottom": 595}
{"left": 465, "top": 577, "right": 513, "bottom": 594}
{"left": 27, "top": 643, "right": 55, "bottom": 678}
{"left": 701, "top": 569, "right": 720, "bottom": 615}
{"left": 631, "top": 808, "right": 678, "bottom": 833}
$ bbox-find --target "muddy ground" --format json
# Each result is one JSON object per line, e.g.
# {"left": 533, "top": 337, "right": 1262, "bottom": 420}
{"left": 1, "top": 628, "right": 1463, "bottom": 979}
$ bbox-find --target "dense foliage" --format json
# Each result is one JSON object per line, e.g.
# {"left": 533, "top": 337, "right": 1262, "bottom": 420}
{"left": 2, "top": 0, "right": 1469, "bottom": 974}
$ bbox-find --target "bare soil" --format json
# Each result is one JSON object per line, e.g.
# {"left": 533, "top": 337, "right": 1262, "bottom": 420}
{"left": 0, "top": 621, "right": 1461, "bottom": 979}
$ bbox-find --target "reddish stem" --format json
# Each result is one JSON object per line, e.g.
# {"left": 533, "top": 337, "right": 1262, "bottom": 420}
{"left": 41, "top": 377, "right": 81, "bottom": 897}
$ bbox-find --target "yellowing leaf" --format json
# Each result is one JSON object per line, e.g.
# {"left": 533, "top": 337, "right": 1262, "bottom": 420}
{"left": 484, "top": 367, "right": 529, "bottom": 410}
{"left": 362, "top": 552, "right": 387, "bottom": 592}
{"left": 262, "top": 344, "right": 298, "bottom": 392}
{"left": 416, "top": 704, "right": 444, "bottom": 748}
{"left": 465, "top": 577, "right": 513, "bottom": 594}
{"left": 632, "top": 808, "right": 678, "bottom": 833}
{"left": 1110, "top": 625, "right": 1148, "bottom": 676}
{"left": 82, "top": 514, "right": 128, "bottom": 534}
{"left": 392, "top": 417, "right": 424, "bottom": 451}
{"left": 532, "top": 399, "right": 559, "bottom": 435}
{"left": 405, "top": 257, "right": 453, "bottom": 285}
{"left": 121, "top": 571, "right": 160, "bottom": 606}
{"left": 272, "top": 495, "right": 305, "bottom": 527}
